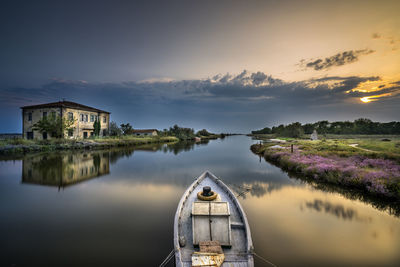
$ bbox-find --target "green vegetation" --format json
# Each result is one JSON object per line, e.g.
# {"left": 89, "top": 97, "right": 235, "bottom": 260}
{"left": 197, "top": 129, "right": 212, "bottom": 136}
{"left": 159, "top": 125, "right": 223, "bottom": 140}
{"left": 251, "top": 136, "right": 400, "bottom": 200}
{"left": 252, "top": 118, "right": 400, "bottom": 137}
{"left": 33, "top": 113, "right": 75, "bottom": 138}
{"left": 120, "top": 123, "right": 134, "bottom": 135}
{"left": 159, "top": 124, "right": 196, "bottom": 140}
{"left": 1, "top": 121, "right": 225, "bottom": 156}
{"left": 0, "top": 135, "right": 179, "bottom": 156}
{"left": 196, "top": 129, "right": 221, "bottom": 140}
{"left": 93, "top": 119, "right": 101, "bottom": 136}
{"left": 108, "top": 122, "right": 225, "bottom": 140}
{"left": 109, "top": 121, "right": 122, "bottom": 136}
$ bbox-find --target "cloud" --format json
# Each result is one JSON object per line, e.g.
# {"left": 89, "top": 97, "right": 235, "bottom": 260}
{"left": 1, "top": 71, "right": 399, "bottom": 132}
{"left": 371, "top": 32, "right": 399, "bottom": 50}
{"left": 300, "top": 49, "right": 375, "bottom": 71}
{"left": 372, "top": 33, "right": 381, "bottom": 39}
{"left": 0, "top": 72, "right": 392, "bottom": 106}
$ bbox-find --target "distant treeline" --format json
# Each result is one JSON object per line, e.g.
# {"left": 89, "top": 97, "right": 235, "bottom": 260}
{"left": 252, "top": 118, "right": 400, "bottom": 137}
{"left": 159, "top": 125, "right": 227, "bottom": 140}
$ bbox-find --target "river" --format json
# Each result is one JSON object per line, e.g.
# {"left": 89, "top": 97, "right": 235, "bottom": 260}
{"left": 0, "top": 136, "right": 399, "bottom": 266}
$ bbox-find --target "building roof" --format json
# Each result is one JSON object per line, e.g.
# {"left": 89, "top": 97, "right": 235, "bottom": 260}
{"left": 20, "top": 100, "right": 110, "bottom": 114}
{"left": 132, "top": 129, "right": 158, "bottom": 133}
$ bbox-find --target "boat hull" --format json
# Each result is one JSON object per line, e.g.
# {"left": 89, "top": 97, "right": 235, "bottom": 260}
{"left": 174, "top": 171, "right": 254, "bottom": 267}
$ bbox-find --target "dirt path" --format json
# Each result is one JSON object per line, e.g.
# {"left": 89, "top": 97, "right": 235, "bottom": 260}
{"left": 348, "top": 143, "right": 375, "bottom": 152}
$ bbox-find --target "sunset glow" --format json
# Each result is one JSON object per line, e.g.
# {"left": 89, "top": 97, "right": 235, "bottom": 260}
{"left": 360, "top": 93, "right": 392, "bottom": 103}
{"left": 0, "top": 0, "right": 399, "bottom": 132}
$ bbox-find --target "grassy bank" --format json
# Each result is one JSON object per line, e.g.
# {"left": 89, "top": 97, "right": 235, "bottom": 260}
{"left": 251, "top": 137, "right": 400, "bottom": 200}
{"left": 196, "top": 134, "right": 223, "bottom": 140}
{"left": 0, "top": 136, "right": 179, "bottom": 155}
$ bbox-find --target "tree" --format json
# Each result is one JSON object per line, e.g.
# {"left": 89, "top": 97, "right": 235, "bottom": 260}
{"left": 165, "top": 124, "right": 195, "bottom": 140}
{"left": 302, "top": 123, "right": 314, "bottom": 134}
{"left": 109, "top": 121, "right": 122, "bottom": 136}
{"left": 197, "top": 129, "right": 211, "bottom": 136}
{"left": 33, "top": 113, "right": 75, "bottom": 138}
{"left": 93, "top": 119, "right": 101, "bottom": 136}
{"left": 120, "top": 123, "right": 134, "bottom": 135}
{"left": 281, "top": 122, "right": 303, "bottom": 138}
{"left": 251, "top": 127, "right": 271, "bottom": 134}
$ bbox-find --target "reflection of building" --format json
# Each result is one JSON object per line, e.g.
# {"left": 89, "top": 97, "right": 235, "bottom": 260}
{"left": 21, "top": 100, "right": 110, "bottom": 140}
{"left": 22, "top": 152, "right": 110, "bottom": 189}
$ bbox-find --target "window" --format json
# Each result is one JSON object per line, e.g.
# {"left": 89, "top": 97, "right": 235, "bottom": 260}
{"left": 43, "top": 112, "right": 47, "bottom": 118}
{"left": 103, "top": 129, "right": 107, "bottom": 136}
{"left": 90, "top": 115, "right": 94, "bottom": 122}
{"left": 83, "top": 132, "right": 88, "bottom": 138}
{"left": 68, "top": 129, "right": 73, "bottom": 137}
{"left": 42, "top": 132, "right": 47, "bottom": 140}
{"left": 68, "top": 112, "right": 73, "bottom": 121}
{"left": 51, "top": 111, "right": 56, "bottom": 117}
{"left": 95, "top": 115, "right": 98, "bottom": 121}
{"left": 27, "top": 132, "right": 33, "bottom": 139}
{"left": 90, "top": 132, "right": 94, "bottom": 137}
{"left": 81, "top": 114, "right": 85, "bottom": 122}
{"left": 103, "top": 116, "right": 106, "bottom": 123}
{"left": 28, "top": 112, "right": 32, "bottom": 121}
{"left": 85, "top": 114, "right": 88, "bottom": 122}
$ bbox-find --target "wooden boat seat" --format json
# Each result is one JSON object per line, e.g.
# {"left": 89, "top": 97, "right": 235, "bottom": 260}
{"left": 192, "top": 201, "right": 232, "bottom": 247}
{"left": 192, "top": 241, "right": 225, "bottom": 267}
{"left": 199, "top": 241, "right": 223, "bottom": 254}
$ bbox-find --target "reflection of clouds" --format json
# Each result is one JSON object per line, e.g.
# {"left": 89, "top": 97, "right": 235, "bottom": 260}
{"left": 303, "top": 199, "right": 371, "bottom": 222}
{"left": 257, "top": 151, "right": 400, "bottom": 218}
{"left": 249, "top": 183, "right": 267, "bottom": 197}
{"left": 229, "top": 182, "right": 285, "bottom": 199}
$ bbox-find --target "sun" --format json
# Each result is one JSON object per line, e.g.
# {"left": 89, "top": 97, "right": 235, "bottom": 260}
{"left": 360, "top": 97, "right": 372, "bottom": 103}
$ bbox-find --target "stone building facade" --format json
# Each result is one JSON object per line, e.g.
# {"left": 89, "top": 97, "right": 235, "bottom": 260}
{"left": 21, "top": 101, "right": 110, "bottom": 140}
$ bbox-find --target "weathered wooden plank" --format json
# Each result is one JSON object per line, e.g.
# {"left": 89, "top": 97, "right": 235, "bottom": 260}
{"left": 192, "top": 202, "right": 209, "bottom": 215}
{"left": 193, "top": 216, "right": 211, "bottom": 245}
{"left": 211, "top": 216, "right": 231, "bottom": 246}
{"left": 210, "top": 202, "right": 230, "bottom": 215}
{"left": 199, "top": 241, "right": 223, "bottom": 254}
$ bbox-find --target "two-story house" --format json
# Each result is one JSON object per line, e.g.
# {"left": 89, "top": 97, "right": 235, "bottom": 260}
{"left": 21, "top": 100, "right": 110, "bottom": 139}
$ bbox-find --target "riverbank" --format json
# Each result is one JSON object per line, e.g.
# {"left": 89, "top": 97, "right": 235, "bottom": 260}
{"left": 251, "top": 137, "right": 400, "bottom": 200}
{"left": 0, "top": 136, "right": 179, "bottom": 155}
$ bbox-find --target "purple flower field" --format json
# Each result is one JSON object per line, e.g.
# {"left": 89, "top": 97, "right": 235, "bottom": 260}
{"left": 266, "top": 150, "right": 400, "bottom": 199}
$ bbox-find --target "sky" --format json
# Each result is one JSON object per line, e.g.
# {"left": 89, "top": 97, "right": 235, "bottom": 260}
{"left": 1, "top": 0, "right": 399, "bottom": 133}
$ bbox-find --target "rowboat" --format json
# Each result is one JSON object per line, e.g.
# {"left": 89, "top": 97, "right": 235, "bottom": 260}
{"left": 173, "top": 171, "right": 254, "bottom": 267}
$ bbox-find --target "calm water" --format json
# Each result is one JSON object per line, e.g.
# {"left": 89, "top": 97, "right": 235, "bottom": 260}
{"left": 1, "top": 136, "right": 399, "bottom": 266}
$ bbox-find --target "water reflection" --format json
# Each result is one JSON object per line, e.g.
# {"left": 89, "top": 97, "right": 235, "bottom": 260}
{"left": 22, "top": 152, "right": 111, "bottom": 189}
{"left": 301, "top": 199, "right": 372, "bottom": 222}
{"left": 1, "top": 136, "right": 399, "bottom": 266}
{"left": 254, "top": 151, "right": 400, "bottom": 217}
{"left": 160, "top": 139, "right": 210, "bottom": 155}
{"left": 20, "top": 140, "right": 212, "bottom": 189}
{"left": 229, "top": 182, "right": 285, "bottom": 199}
